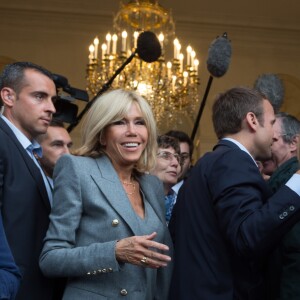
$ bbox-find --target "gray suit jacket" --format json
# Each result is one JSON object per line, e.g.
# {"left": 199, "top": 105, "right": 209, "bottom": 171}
{"left": 40, "top": 154, "right": 173, "bottom": 300}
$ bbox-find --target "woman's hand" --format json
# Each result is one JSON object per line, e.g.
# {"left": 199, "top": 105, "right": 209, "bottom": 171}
{"left": 115, "top": 232, "right": 171, "bottom": 269}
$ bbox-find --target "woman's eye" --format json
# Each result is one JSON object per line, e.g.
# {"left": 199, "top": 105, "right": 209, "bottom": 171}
{"left": 112, "top": 120, "right": 125, "bottom": 125}
{"left": 135, "top": 120, "right": 145, "bottom": 125}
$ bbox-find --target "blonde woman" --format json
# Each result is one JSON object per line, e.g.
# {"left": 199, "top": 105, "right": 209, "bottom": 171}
{"left": 39, "top": 89, "right": 173, "bottom": 299}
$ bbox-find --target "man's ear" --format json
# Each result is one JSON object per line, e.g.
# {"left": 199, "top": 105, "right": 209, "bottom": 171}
{"left": 290, "top": 134, "right": 300, "bottom": 152}
{"left": 1, "top": 88, "right": 15, "bottom": 107}
{"left": 245, "top": 112, "right": 259, "bottom": 131}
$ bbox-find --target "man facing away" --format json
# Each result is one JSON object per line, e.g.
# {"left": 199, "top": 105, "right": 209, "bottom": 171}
{"left": 0, "top": 62, "right": 57, "bottom": 299}
{"left": 169, "top": 87, "right": 300, "bottom": 300}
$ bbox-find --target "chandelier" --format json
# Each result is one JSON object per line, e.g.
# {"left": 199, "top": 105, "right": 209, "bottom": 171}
{"left": 86, "top": 0, "right": 200, "bottom": 127}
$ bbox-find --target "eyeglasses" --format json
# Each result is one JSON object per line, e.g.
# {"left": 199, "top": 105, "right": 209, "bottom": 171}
{"left": 157, "top": 151, "right": 182, "bottom": 165}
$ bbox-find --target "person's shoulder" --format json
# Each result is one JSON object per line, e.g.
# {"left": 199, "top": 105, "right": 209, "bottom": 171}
{"left": 211, "top": 140, "right": 250, "bottom": 160}
{"left": 194, "top": 143, "right": 252, "bottom": 174}
{"left": 142, "top": 173, "right": 161, "bottom": 184}
{"left": 139, "top": 173, "right": 163, "bottom": 189}
{"left": 140, "top": 173, "right": 164, "bottom": 198}
{"left": 0, "top": 122, "right": 12, "bottom": 144}
{"left": 59, "top": 154, "right": 95, "bottom": 162}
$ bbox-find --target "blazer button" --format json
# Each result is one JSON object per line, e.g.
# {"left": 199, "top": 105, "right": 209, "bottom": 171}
{"left": 289, "top": 206, "right": 295, "bottom": 211}
{"left": 120, "top": 289, "right": 128, "bottom": 296}
{"left": 283, "top": 211, "right": 288, "bottom": 217}
{"left": 279, "top": 214, "right": 284, "bottom": 220}
{"left": 112, "top": 219, "right": 119, "bottom": 226}
{"left": 102, "top": 268, "right": 107, "bottom": 273}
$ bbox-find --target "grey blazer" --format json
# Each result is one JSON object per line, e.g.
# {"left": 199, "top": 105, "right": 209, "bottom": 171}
{"left": 39, "top": 154, "right": 173, "bottom": 300}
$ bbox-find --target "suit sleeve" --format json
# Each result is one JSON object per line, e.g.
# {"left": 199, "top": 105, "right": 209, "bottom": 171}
{"left": 208, "top": 149, "right": 300, "bottom": 259}
{"left": 279, "top": 222, "right": 300, "bottom": 299}
{"left": 0, "top": 214, "right": 21, "bottom": 300}
{"left": 39, "top": 155, "right": 121, "bottom": 277}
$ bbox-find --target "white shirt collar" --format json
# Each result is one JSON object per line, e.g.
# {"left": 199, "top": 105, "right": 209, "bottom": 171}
{"left": 1, "top": 115, "right": 42, "bottom": 155}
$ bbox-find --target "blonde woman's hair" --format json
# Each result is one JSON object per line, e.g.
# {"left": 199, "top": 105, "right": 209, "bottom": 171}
{"left": 74, "top": 89, "right": 157, "bottom": 173}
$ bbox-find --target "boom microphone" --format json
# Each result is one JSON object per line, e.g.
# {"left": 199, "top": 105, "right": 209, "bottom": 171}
{"left": 207, "top": 32, "right": 232, "bottom": 77}
{"left": 137, "top": 31, "right": 162, "bottom": 63}
{"left": 191, "top": 32, "right": 232, "bottom": 141}
{"left": 254, "top": 73, "right": 284, "bottom": 113}
{"left": 68, "top": 31, "right": 161, "bottom": 133}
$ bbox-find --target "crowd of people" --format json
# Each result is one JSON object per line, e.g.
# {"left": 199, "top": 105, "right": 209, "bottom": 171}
{"left": 1, "top": 61, "right": 300, "bottom": 300}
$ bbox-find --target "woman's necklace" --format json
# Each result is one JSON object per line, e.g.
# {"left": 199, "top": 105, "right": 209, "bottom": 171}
{"left": 121, "top": 180, "right": 136, "bottom": 196}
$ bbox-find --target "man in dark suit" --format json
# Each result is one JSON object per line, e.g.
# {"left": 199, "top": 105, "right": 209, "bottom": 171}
{"left": 0, "top": 213, "right": 21, "bottom": 299}
{"left": 169, "top": 87, "right": 300, "bottom": 300}
{"left": 0, "top": 62, "right": 57, "bottom": 299}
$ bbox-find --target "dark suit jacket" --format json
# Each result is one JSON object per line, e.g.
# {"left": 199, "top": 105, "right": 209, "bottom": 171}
{"left": 0, "top": 118, "right": 56, "bottom": 300}
{"left": 169, "top": 140, "right": 300, "bottom": 300}
{"left": 0, "top": 213, "right": 21, "bottom": 300}
{"left": 266, "top": 157, "right": 300, "bottom": 300}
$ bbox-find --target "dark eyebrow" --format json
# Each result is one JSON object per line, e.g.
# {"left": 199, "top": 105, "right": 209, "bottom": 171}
{"left": 50, "top": 140, "right": 64, "bottom": 145}
{"left": 32, "top": 91, "right": 48, "bottom": 96}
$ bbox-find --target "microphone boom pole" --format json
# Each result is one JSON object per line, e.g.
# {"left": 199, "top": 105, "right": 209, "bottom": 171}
{"left": 190, "top": 75, "right": 213, "bottom": 142}
{"left": 190, "top": 32, "right": 231, "bottom": 142}
{"left": 67, "top": 30, "right": 161, "bottom": 133}
{"left": 67, "top": 50, "right": 137, "bottom": 133}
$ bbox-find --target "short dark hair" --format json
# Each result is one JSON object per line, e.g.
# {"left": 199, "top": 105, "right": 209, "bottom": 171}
{"left": 276, "top": 112, "right": 300, "bottom": 144}
{"left": 0, "top": 62, "right": 53, "bottom": 100}
{"left": 157, "top": 135, "right": 180, "bottom": 155}
{"left": 49, "top": 118, "right": 65, "bottom": 129}
{"left": 213, "top": 87, "right": 267, "bottom": 139}
{"left": 36, "top": 118, "right": 66, "bottom": 144}
{"left": 165, "top": 130, "right": 194, "bottom": 157}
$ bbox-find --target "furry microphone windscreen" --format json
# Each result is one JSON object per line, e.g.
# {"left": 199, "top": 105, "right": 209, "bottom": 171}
{"left": 137, "top": 31, "right": 162, "bottom": 63}
{"left": 254, "top": 73, "right": 285, "bottom": 113}
{"left": 206, "top": 33, "right": 232, "bottom": 78}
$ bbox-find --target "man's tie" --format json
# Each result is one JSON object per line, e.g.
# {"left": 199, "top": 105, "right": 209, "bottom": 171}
{"left": 27, "top": 144, "right": 53, "bottom": 205}
{"left": 165, "top": 191, "right": 176, "bottom": 225}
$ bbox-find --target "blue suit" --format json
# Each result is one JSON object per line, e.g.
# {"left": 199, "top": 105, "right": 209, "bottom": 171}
{"left": 169, "top": 140, "right": 300, "bottom": 300}
{"left": 0, "top": 213, "right": 21, "bottom": 300}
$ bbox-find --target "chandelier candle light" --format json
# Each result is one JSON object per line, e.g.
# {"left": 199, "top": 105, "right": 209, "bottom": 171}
{"left": 86, "top": 0, "right": 200, "bottom": 127}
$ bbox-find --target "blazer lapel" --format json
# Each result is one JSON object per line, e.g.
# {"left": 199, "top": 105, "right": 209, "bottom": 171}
{"left": 0, "top": 119, "right": 51, "bottom": 212}
{"left": 138, "top": 175, "right": 165, "bottom": 224}
{"left": 90, "top": 156, "right": 142, "bottom": 236}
